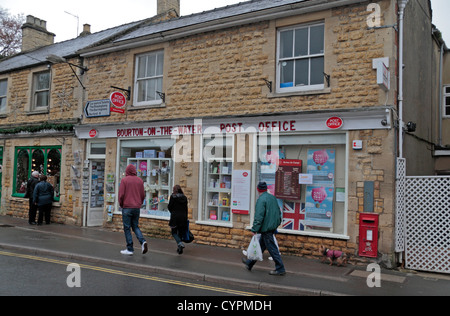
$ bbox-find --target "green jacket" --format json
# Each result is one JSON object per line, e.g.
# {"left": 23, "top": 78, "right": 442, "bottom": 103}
{"left": 251, "top": 192, "right": 282, "bottom": 233}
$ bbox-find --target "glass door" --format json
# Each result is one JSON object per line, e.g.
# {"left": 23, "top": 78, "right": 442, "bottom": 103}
{"left": 87, "top": 160, "right": 105, "bottom": 226}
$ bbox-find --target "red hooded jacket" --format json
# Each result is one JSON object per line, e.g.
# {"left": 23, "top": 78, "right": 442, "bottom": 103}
{"left": 118, "top": 164, "right": 145, "bottom": 209}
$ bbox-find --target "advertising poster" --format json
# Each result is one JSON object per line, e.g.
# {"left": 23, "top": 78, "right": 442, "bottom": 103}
{"left": 305, "top": 186, "right": 334, "bottom": 228}
{"left": 259, "top": 149, "right": 285, "bottom": 195}
{"left": 275, "top": 159, "right": 302, "bottom": 200}
{"left": 231, "top": 170, "right": 251, "bottom": 215}
{"left": 282, "top": 201, "right": 305, "bottom": 231}
{"left": 306, "top": 149, "right": 336, "bottom": 185}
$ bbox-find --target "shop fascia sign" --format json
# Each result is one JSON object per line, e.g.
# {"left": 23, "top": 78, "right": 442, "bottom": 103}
{"left": 75, "top": 109, "right": 391, "bottom": 139}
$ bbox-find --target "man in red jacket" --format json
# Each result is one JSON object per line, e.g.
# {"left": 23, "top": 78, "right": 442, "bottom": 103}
{"left": 118, "top": 164, "right": 148, "bottom": 256}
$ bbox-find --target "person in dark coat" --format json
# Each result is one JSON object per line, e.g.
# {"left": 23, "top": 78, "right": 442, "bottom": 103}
{"left": 25, "top": 171, "right": 40, "bottom": 225}
{"left": 33, "top": 175, "right": 54, "bottom": 225}
{"left": 168, "top": 184, "right": 188, "bottom": 254}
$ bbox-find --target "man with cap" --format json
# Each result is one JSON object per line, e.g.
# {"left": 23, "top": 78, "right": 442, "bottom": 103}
{"left": 25, "top": 171, "right": 40, "bottom": 225}
{"left": 242, "top": 182, "right": 286, "bottom": 276}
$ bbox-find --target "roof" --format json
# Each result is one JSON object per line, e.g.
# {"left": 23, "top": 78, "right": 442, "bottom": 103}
{"left": 115, "top": 0, "right": 309, "bottom": 43}
{"left": 0, "top": 21, "right": 143, "bottom": 74}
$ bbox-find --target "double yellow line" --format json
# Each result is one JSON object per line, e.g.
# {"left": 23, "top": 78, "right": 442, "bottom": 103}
{"left": 0, "top": 250, "right": 266, "bottom": 296}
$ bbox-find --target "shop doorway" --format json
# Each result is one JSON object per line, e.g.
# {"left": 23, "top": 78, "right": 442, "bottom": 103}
{"left": 87, "top": 160, "right": 105, "bottom": 227}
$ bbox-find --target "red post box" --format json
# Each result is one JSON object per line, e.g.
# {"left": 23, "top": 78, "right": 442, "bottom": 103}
{"left": 358, "top": 213, "right": 379, "bottom": 258}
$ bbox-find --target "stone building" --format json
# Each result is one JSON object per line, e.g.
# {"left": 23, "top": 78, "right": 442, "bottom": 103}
{"left": 0, "top": 0, "right": 445, "bottom": 266}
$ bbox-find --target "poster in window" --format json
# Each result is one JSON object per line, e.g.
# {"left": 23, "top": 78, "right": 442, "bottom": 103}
{"left": 259, "top": 149, "right": 285, "bottom": 195}
{"left": 306, "top": 149, "right": 335, "bottom": 185}
{"left": 282, "top": 201, "right": 305, "bottom": 231}
{"left": 275, "top": 159, "right": 302, "bottom": 200}
{"left": 231, "top": 170, "right": 251, "bottom": 215}
{"left": 305, "top": 186, "right": 334, "bottom": 228}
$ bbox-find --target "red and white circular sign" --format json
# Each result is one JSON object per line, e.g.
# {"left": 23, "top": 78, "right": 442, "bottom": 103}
{"left": 110, "top": 92, "right": 127, "bottom": 108}
{"left": 89, "top": 129, "right": 98, "bottom": 138}
{"left": 326, "top": 117, "right": 343, "bottom": 130}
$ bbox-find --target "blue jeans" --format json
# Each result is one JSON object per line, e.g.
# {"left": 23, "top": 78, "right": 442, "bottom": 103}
{"left": 122, "top": 208, "right": 146, "bottom": 252}
{"left": 246, "top": 231, "right": 285, "bottom": 273}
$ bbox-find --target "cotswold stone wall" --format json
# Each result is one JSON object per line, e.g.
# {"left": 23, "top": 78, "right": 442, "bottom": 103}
{"left": 84, "top": 1, "right": 397, "bottom": 262}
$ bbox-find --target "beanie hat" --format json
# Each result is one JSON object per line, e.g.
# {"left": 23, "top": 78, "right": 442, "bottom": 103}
{"left": 257, "top": 182, "right": 267, "bottom": 192}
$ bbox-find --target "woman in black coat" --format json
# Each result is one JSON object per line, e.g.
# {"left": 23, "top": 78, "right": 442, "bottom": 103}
{"left": 168, "top": 185, "right": 188, "bottom": 254}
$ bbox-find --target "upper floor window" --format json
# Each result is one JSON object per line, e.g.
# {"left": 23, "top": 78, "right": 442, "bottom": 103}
{"left": 0, "top": 79, "right": 7, "bottom": 114}
{"left": 32, "top": 71, "right": 50, "bottom": 110}
{"left": 134, "top": 50, "right": 164, "bottom": 106}
{"left": 277, "top": 22, "right": 325, "bottom": 93}
{"left": 444, "top": 85, "right": 450, "bottom": 118}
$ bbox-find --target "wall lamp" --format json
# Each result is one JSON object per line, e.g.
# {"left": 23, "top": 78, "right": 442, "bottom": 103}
{"left": 46, "top": 54, "right": 89, "bottom": 89}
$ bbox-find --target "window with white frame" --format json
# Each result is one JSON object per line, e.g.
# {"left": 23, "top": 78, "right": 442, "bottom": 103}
{"left": 444, "top": 85, "right": 450, "bottom": 117}
{"left": 32, "top": 71, "right": 50, "bottom": 110}
{"left": 0, "top": 79, "right": 7, "bottom": 114}
{"left": 277, "top": 22, "right": 325, "bottom": 93}
{"left": 134, "top": 51, "right": 164, "bottom": 106}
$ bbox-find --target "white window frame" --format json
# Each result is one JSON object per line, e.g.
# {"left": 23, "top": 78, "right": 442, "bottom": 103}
{"left": 0, "top": 78, "right": 7, "bottom": 114}
{"left": 276, "top": 22, "right": 325, "bottom": 93}
{"left": 134, "top": 50, "right": 164, "bottom": 107}
{"left": 444, "top": 85, "right": 450, "bottom": 118}
{"left": 31, "top": 71, "right": 51, "bottom": 111}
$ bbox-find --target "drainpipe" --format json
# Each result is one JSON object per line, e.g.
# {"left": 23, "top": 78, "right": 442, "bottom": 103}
{"left": 398, "top": 0, "right": 409, "bottom": 158}
{"left": 438, "top": 43, "right": 444, "bottom": 147}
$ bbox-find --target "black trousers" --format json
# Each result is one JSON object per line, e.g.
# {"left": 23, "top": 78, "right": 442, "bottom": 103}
{"left": 28, "top": 199, "right": 38, "bottom": 223}
{"left": 38, "top": 203, "right": 52, "bottom": 224}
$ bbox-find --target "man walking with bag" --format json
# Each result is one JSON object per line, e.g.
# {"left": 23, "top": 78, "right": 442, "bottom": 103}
{"left": 242, "top": 182, "right": 285, "bottom": 276}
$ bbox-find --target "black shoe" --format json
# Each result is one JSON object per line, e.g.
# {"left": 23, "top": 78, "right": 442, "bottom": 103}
{"left": 241, "top": 258, "right": 251, "bottom": 271}
{"left": 177, "top": 243, "right": 185, "bottom": 255}
{"left": 29, "top": 222, "right": 37, "bottom": 225}
{"left": 269, "top": 270, "right": 286, "bottom": 276}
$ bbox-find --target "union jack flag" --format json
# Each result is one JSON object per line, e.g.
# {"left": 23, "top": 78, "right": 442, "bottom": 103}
{"left": 282, "top": 201, "right": 305, "bottom": 231}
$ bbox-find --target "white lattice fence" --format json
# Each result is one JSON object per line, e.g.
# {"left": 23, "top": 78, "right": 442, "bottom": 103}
{"left": 404, "top": 176, "right": 450, "bottom": 274}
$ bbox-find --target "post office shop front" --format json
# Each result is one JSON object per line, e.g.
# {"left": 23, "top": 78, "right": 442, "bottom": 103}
{"left": 75, "top": 108, "right": 392, "bottom": 256}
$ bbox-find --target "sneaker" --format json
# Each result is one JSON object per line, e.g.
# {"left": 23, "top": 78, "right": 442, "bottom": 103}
{"left": 142, "top": 241, "right": 148, "bottom": 254}
{"left": 241, "top": 257, "right": 252, "bottom": 271}
{"left": 177, "top": 242, "right": 185, "bottom": 255}
{"left": 269, "top": 270, "right": 286, "bottom": 276}
{"left": 120, "top": 249, "right": 134, "bottom": 256}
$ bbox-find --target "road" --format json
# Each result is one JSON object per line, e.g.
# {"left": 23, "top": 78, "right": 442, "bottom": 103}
{"left": 0, "top": 250, "right": 277, "bottom": 297}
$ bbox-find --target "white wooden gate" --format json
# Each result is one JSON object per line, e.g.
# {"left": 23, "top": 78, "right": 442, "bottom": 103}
{"left": 396, "top": 158, "right": 450, "bottom": 274}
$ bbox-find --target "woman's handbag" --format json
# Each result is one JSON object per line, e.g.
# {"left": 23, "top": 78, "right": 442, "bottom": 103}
{"left": 182, "top": 220, "right": 195, "bottom": 244}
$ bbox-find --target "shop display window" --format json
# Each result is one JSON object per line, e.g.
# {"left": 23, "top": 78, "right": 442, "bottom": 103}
{"left": 119, "top": 138, "right": 175, "bottom": 218}
{"left": 257, "top": 133, "right": 347, "bottom": 236}
{"left": 14, "top": 146, "right": 62, "bottom": 201}
{"left": 202, "top": 134, "right": 234, "bottom": 224}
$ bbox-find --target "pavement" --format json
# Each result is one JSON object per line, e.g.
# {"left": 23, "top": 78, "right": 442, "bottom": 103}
{"left": 1, "top": 215, "right": 449, "bottom": 296}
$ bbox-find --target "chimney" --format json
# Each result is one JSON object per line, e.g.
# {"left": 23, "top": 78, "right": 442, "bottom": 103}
{"left": 157, "top": 0, "right": 180, "bottom": 17}
{"left": 79, "top": 24, "right": 92, "bottom": 37}
{"left": 21, "top": 15, "right": 55, "bottom": 52}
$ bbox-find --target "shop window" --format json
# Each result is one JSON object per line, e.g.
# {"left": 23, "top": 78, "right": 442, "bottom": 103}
{"left": 444, "top": 85, "right": 450, "bottom": 117}
{"left": 257, "top": 133, "right": 347, "bottom": 236}
{"left": 119, "top": 138, "right": 175, "bottom": 218}
{"left": 277, "top": 22, "right": 325, "bottom": 93}
{"left": 202, "top": 134, "right": 234, "bottom": 224}
{"left": 32, "top": 71, "right": 50, "bottom": 110}
{"left": 0, "top": 79, "right": 7, "bottom": 114}
{"left": 14, "top": 146, "right": 62, "bottom": 201}
{"left": 134, "top": 50, "right": 164, "bottom": 107}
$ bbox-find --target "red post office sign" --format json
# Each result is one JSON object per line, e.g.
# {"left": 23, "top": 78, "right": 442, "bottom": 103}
{"left": 326, "top": 117, "right": 344, "bottom": 130}
{"left": 110, "top": 92, "right": 127, "bottom": 114}
{"left": 89, "top": 129, "right": 98, "bottom": 138}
